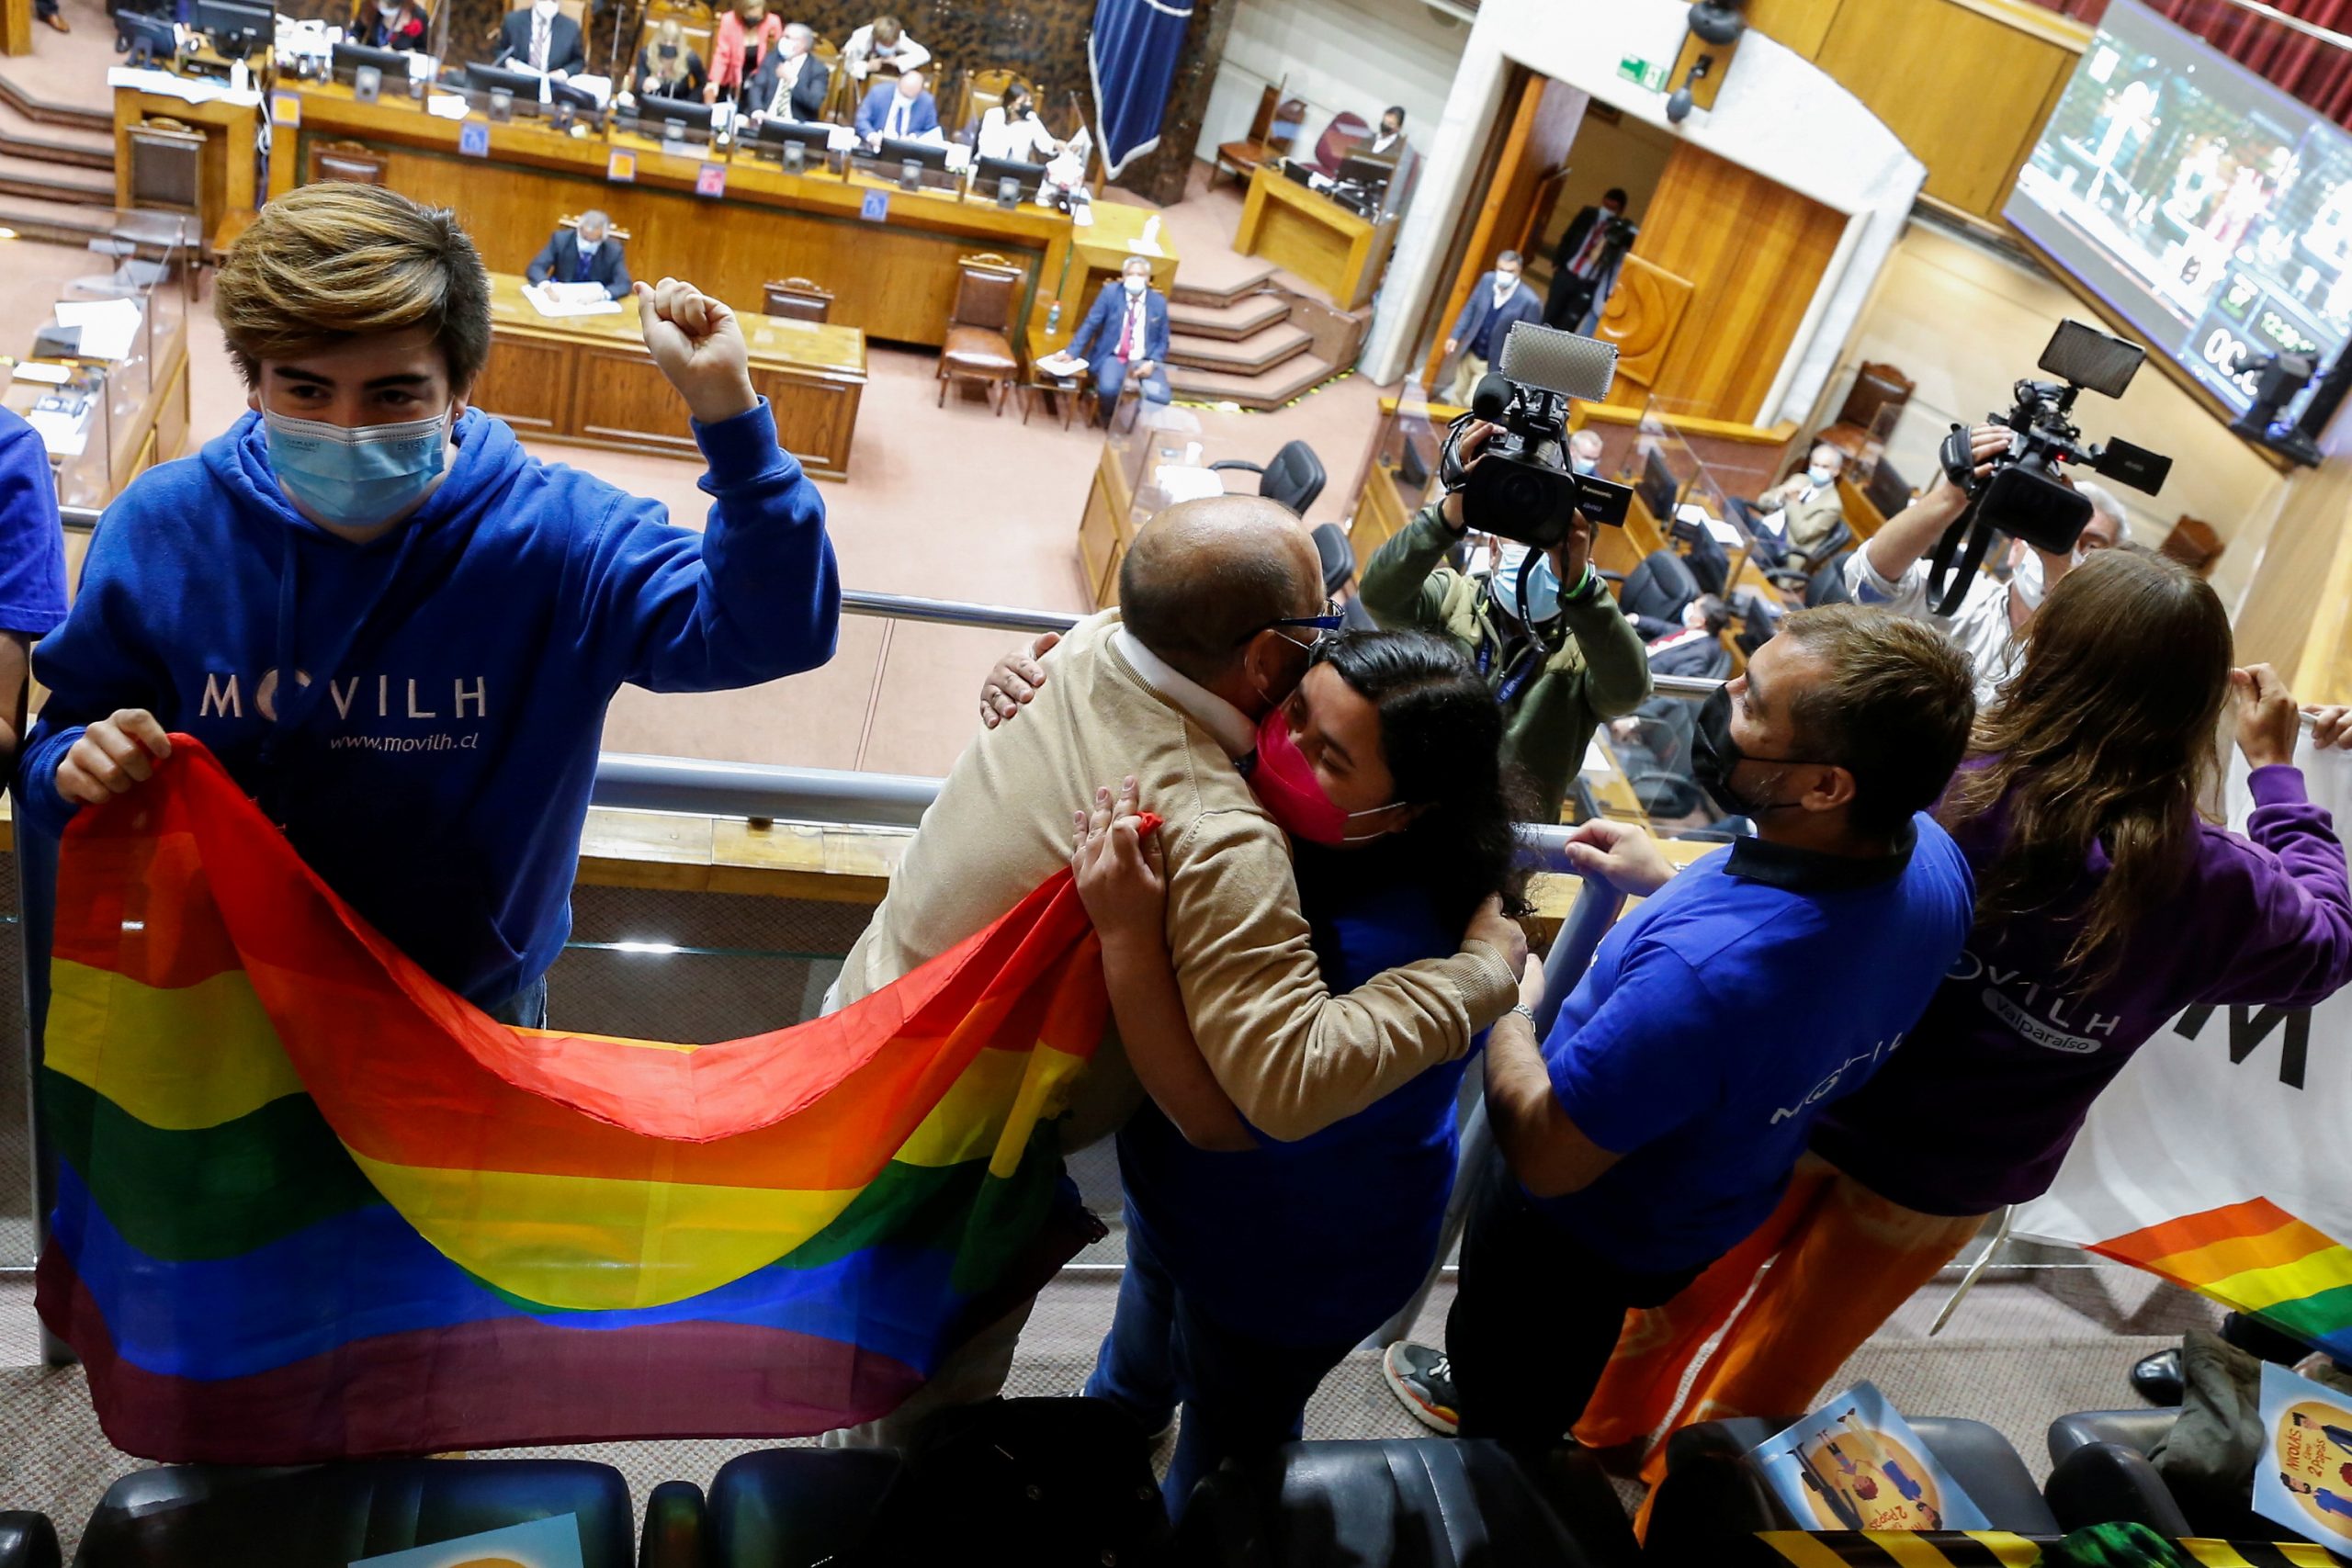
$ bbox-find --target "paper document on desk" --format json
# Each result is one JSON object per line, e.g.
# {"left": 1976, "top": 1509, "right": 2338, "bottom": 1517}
{"left": 1677, "top": 502, "right": 1739, "bottom": 547}
{"left": 426, "top": 93, "right": 470, "bottom": 119}
{"left": 1153, "top": 466, "right": 1225, "bottom": 504}
{"left": 522, "top": 282, "right": 625, "bottom": 318}
{"left": 54, "top": 299, "right": 143, "bottom": 362}
{"left": 107, "top": 65, "right": 263, "bottom": 107}
{"left": 26, "top": 408, "right": 88, "bottom": 458}
{"left": 1035, "top": 351, "right": 1086, "bottom": 378}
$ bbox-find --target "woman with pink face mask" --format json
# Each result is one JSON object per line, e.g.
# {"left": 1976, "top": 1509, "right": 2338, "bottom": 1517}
{"left": 1068, "top": 627, "right": 1532, "bottom": 1519}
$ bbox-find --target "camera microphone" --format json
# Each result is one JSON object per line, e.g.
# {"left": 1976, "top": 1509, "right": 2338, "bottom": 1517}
{"left": 1470, "top": 373, "right": 1513, "bottom": 424}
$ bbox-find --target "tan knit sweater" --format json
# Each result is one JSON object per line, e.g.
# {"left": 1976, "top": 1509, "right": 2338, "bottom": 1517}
{"left": 838, "top": 609, "right": 1520, "bottom": 1143}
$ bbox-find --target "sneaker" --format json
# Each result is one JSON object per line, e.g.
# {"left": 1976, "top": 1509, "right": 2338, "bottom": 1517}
{"left": 1382, "top": 1341, "right": 1460, "bottom": 1436}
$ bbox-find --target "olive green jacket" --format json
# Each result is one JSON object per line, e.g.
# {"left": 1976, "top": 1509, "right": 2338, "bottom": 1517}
{"left": 1359, "top": 502, "right": 1653, "bottom": 820}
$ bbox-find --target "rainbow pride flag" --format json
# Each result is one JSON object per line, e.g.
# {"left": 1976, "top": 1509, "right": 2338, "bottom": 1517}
{"left": 35, "top": 739, "right": 1108, "bottom": 1463}
{"left": 2089, "top": 1198, "right": 2352, "bottom": 1364}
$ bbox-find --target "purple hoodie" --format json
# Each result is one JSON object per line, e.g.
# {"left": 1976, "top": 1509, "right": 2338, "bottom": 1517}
{"left": 1810, "top": 764, "right": 2352, "bottom": 1215}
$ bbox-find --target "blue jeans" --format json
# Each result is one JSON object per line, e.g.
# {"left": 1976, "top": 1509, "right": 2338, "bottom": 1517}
{"left": 1084, "top": 1208, "right": 1358, "bottom": 1517}
{"left": 1091, "top": 355, "right": 1171, "bottom": 422}
{"left": 484, "top": 974, "right": 548, "bottom": 1029}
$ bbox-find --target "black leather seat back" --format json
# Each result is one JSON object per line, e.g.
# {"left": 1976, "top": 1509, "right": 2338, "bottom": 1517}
{"left": 2048, "top": 1410, "right": 2180, "bottom": 1464}
{"left": 1804, "top": 549, "right": 1853, "bottom": 607}
{"left": 0, "top": 1512, "right": 57, "bottom": 1568}
{"left": 1172, "top": 1438, "right": 1637, "bottom": 1568}
{"left": 1621, "top": 550, "right": 1700, "bottom": 625}
{"left": 74, "top": 1461, "right": 635, "bottom": 1568}
{"left": 1263, "top": 441, "right": 1329, "bottom": 517}
{"left": 705, "top": 1449, "right": 903, "bottom": 1567}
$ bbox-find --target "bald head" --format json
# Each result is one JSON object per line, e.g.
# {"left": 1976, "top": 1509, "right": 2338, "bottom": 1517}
{"left": 1120, "top": 495, "right": 1322, "bottom": 688}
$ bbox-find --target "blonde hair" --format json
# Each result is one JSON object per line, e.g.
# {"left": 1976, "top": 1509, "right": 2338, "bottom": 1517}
{"left": 215, "top": 183, "right": 492, "bottom": 390}
{"left": 872, "top": 13, "right": 900, "bottom": 41}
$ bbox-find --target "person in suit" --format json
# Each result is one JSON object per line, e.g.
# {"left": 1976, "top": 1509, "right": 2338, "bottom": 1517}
{"left": 702, "top": 0, "right": 782, "bottom": 107}
{"left": 526, "top": 209, "right": 632, "bottom": 299}
{"left": 1630, "top": 594, "right": 1734, "bottom": 680}
{"left": 634, "top": 18, "right": 707, "bottom": 100}
{"left": 748, "top": 21, "right": 828, "bottom": 122}
{"left": 1365, "top": 105, "right": 1419, "bottom": 216}
{"left": 356, "top": 0, "right": 427, "bottom": 51}
{"left": 1749, "top": 443, "right": 1849, "bottom": 570}
{"left": 1442, "top": 250, "right": 1543, "bottom": 407}
{"left": 497, "top": 0, "right": 584, "bottom": 78}
{"left": 1068, "top": 256, "right": 1171, "bottom": 425}
{"left": 856, "top": 67, "right": 938, "bottom": 142}
{"left": 1546, "top": 186, "right": 1629, "bottom": 333}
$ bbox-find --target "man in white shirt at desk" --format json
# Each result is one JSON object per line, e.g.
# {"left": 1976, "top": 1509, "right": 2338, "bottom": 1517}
{"left": 841, "top": 14, "right": 928, "bottom": 81}
{"left": 856, "top": 67, "right": 939, "bottom": 143}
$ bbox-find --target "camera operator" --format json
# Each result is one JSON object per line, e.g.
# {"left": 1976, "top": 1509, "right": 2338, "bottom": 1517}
{"left": 1845, "top": 425, "right": 2129, "bottom": 709}
{"left": 1357, "top": 423, "right": 1651, "bottom": 820}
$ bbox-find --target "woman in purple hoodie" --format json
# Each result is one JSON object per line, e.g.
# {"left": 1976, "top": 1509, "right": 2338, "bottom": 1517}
{"left": 1577, "top": 548, "right": 2352, "bottom": 1494}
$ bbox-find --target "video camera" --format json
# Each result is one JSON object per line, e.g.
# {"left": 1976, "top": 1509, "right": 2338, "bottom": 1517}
{"left": 1927, "top": 318, "right": 2171, "bottom": 615}
{"left": 1439, "top": 322, "right": 1634, "bottom": 548}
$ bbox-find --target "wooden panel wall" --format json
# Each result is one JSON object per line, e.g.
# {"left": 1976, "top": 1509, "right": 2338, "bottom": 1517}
{"left": 2231, "top": 445, "right": 2352, "bottom": 697}
{"left": 357, "top": 141, "right": 1041, "bottom": 344}
{"left": 300, "top": 0, "right": 1231, "bottom": 204}
{"left": 1747, "top": 0, "right": 2087, "bottom": 222}
{"left": 1628, "top": 140, "right": 1847, "bottom": 425}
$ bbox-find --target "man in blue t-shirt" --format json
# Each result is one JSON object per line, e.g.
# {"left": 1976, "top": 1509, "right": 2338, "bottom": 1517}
{"left": 0, "top": 410, "right": 71, "bottom": 763}
{"left": 1384, "top": 604, "right": 1979, "bottom": 1449}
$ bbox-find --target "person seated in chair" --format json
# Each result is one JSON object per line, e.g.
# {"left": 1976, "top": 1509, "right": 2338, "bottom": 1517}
{"left": 978, "top": 85, "right": 1063, "bottom": 164}
{"left": 1633, "top": 594, "right": 1732, "bottom": 681}
{"left": 526, "top": 209, "right": 632, "bottom": 299}
{"left": 355, "top": 0, "right": 427, "bottom": 52}
{"left": 1068, "top": 256, "right": 1170, "bottom": 427}
{"left": 856, "top": 66, "right": 939, "bottom": 143}
{"left": 634, "top": 18, "right": 707, "bottom": 100}
{"left": 497, "top": 0, "right": 584, "bottom": 78}
{"left": 748, "top": 21, "right": 827, "bottom": 123}
{"left": 1748, "top": 444, "right": 1848, "bottom": 570}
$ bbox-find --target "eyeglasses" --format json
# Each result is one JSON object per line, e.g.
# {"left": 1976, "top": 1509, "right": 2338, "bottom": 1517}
{"left": 1264, "top": 600, "right": 1344, "bottom": 649}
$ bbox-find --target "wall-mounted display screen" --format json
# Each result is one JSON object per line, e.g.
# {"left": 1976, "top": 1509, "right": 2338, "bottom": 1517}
{"left": 2005, "top": 0, "right": 2352, "bottom": 416}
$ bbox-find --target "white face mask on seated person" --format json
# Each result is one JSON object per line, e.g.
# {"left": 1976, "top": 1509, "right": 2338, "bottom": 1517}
{"left": 1806, "top": 462, "right": 1838, "bottom": 490}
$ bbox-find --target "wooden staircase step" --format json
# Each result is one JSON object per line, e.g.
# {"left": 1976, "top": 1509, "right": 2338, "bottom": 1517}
{"left": 1166, "top": 291, "right": 1288, "bottom": 342}
{"left": 1170, "top": 354, "right": 1344, "bottom": 412}
{"left": 1166, "top": 321, "right": 1312, "bottom": 377}
{"left": 1170, "top": 260, "right": 1276, "bottom": 310}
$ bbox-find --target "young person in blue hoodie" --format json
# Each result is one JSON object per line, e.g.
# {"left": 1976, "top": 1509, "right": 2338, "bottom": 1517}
{"left": 21, "top": 182, "right": 841, "bottom": 1023}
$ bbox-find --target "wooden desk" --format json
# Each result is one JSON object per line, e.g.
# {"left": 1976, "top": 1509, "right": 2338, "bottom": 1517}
{"left": 113, "top": 85, "right": 264, "bottom": 255}
{"left": 475, "top": 274, "right": 865, "bottom": 478}
{"left": 6, "top": 315, "right": 190, "bottom": 510}
{"left": 1234, "top": 164, "right": 1396, "bottom": 311}
{"left": 0, "top": 0, "right": 29, "bottom": 57}
{"left": 271, "top": 82, "right": 1129, "bottom": 351}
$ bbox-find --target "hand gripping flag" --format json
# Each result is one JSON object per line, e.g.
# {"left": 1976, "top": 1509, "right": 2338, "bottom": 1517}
{"left": 36, "top": 739, "right": 1114, "bottom": 1462}
{"left": 1089, "top": 0, "right": 1194, "bottom": 179}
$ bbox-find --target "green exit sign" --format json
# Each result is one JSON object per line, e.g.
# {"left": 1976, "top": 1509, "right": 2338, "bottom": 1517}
{"left": 1617, "top": 56, "right": 1667, "bottom": 91}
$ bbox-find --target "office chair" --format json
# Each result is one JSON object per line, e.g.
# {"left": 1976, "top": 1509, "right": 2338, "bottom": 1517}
{"left": 1310, "top": 523, "right": 1377, "bottom": 630}
{"left": 1766, "top": 518, "right": 1851, "bottom": 597}
{"left": 1804, "top": 547, "right": 1854, "bottom": 607}
{"left": 308, "top": 139, "right": 388, "bottom": 185}
{"left": 936, "top": 252, "right": 1022, "bottom": 415}
{"left": 1211, "top": 439, "right": 1326, "bottom": 516}
{"left": 1611, "top": 549, "right": 1701, "bottom": 626}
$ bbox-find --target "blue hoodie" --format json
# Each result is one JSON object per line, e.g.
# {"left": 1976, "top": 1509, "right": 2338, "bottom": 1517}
{"left": 24, "top": 400, "right": 840, "bottom": 1006}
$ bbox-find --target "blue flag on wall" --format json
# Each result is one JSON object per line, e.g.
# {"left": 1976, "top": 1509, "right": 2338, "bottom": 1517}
{"left": 1090, "top": 0, "right": 1194, "bottom": 179}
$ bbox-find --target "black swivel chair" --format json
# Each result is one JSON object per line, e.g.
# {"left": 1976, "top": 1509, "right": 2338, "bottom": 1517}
{"left": 1212, "top": 440, "right": 1327, "bottom": 517}
{"left": 1608, "top": 549, "right": 1702, "bottom": 626}
{"left": 1804, "top": 547, "right": 1855, "bottom": 607}
{"left": 1310, "top": 523, "right": 1378, "bottom": 630}
{"left": 1767, "top": 518, "right": 1853, "bottom": 597}
{"left": 0, "top": 1516, "right": 56, "bottom": 1568}
{"left": 1174, "top": 1438, "right": 1641, "bottom": 1568}
{"left": 74, "top": 1460, "right": 637, "bottom": 1568}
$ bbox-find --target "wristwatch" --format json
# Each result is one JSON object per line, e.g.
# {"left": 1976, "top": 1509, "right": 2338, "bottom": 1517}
{"left": 1506, "top": 1002, "right": 1537, "bottom": 1030}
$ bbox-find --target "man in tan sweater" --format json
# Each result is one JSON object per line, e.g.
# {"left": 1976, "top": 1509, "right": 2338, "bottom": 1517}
{"left": 831, "top": 494, "right": 1522, "bottom": 1441}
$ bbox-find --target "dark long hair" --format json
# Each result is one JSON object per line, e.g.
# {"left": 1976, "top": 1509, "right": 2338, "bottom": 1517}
{"left": 1939, "top": 550, "right": 2233, "bottom": 988}
{"left": 1309, "top": 629, "right": 1534, "bottom": 924}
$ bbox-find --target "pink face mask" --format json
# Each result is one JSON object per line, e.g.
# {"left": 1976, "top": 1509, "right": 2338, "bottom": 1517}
{"left": 1250, "top": 706, "right": 1401, "bottom": 847}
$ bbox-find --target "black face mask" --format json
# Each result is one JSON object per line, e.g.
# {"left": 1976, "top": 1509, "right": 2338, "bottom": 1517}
{"left": 658, "top": 43, "right": 677, "bottom": 56}
{"left": 1690, "top": 685, "right": 1833, "bottom": 818}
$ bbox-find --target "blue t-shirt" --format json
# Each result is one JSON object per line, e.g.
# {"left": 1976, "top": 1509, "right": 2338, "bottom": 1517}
{"left": 0, "top": 411, "right": 70, "bottom": 637}
{"left": 1117, "top": 838, "right": 1476, "bottom": 1347}
{"left": 1532, "top": 815, "right": 1973, "bottom": 1273}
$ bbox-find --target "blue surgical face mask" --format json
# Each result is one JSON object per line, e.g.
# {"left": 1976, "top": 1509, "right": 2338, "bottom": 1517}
{"left": 1806, "top": 463, "right": 1838, "bottom": 489}
{"left": 1497, "top": 551, "right": 1559, "bottom": 624}
{"left": 1571, "top": 456, "right": 1597, "bottom": 476}
{"left": 264, "top": 406, "right": 451, "bottom": 531}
